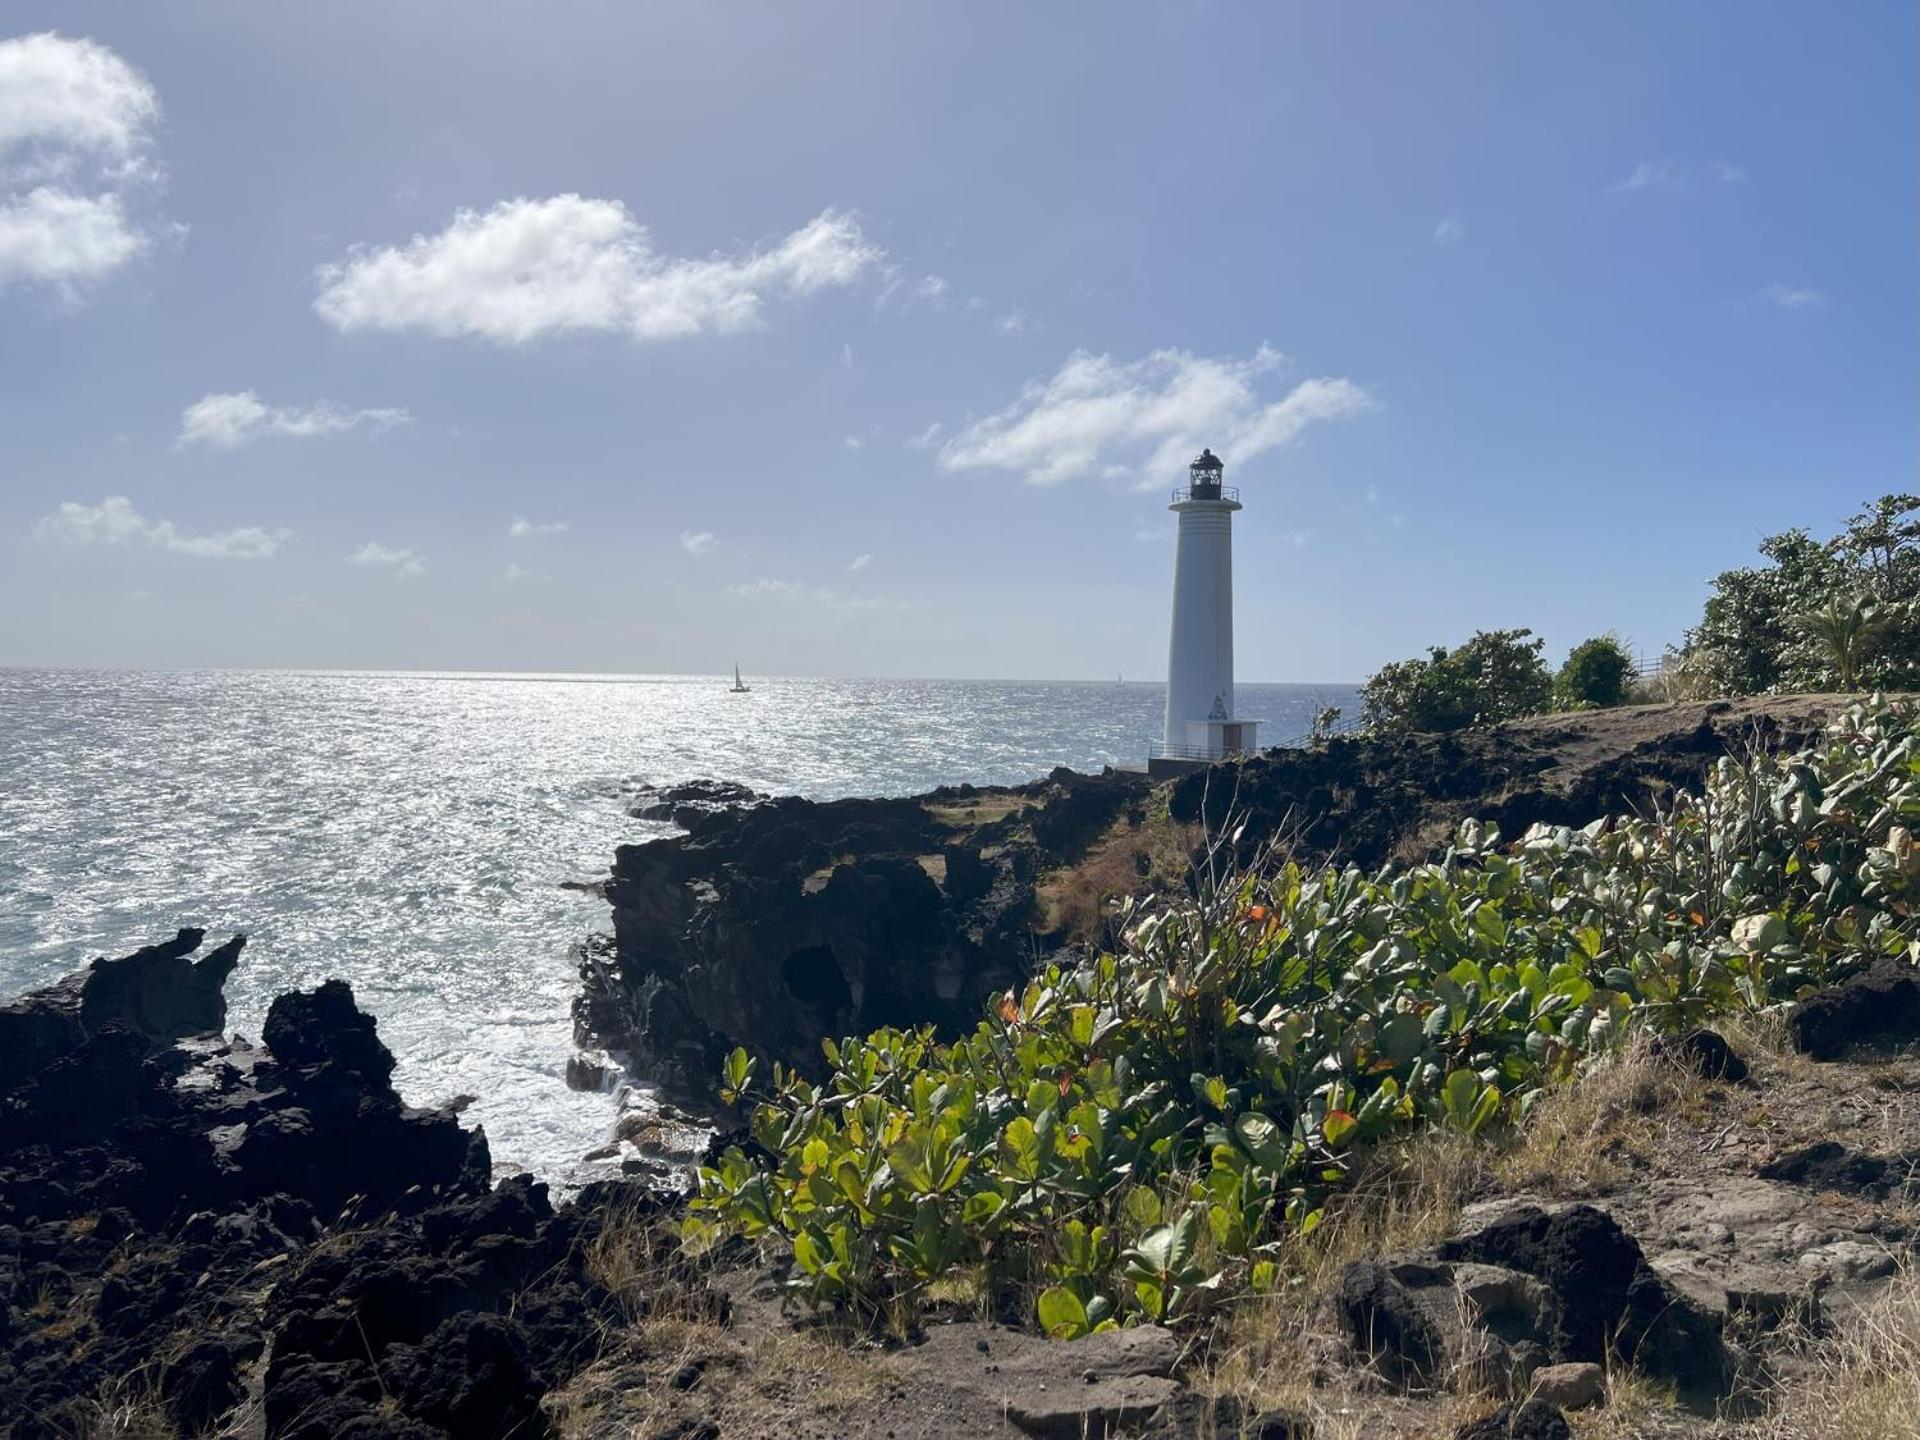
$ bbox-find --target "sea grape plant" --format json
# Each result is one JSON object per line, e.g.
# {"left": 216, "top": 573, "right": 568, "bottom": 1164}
{"left": 688, "top": 698, "right": 1920, "bottom": 1333}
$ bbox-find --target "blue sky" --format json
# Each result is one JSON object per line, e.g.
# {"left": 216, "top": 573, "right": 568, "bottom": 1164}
{"left": 2, "top": 3, "right": 1913, "bottom": 680}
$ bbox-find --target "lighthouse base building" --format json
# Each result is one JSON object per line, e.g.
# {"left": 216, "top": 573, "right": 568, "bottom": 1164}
{"left": 1148, "top": 448, "right": 1260, "bottom": 778}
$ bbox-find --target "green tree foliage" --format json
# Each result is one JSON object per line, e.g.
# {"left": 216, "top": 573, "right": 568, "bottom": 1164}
{"left": 1686, "top": 494, "right": 1920, "bottom": 695}
{"left": 692, "top": 699, "right": 1920, "bottom": 1334}
{"left": 1555, "top": 635, "right": 1635, "bottom": 710}
{"left": 1798, "top": 594, "right": 1884, "bottom": 691}
{"left": 1359, "top": 628, "right": 1551, "bottom": 733}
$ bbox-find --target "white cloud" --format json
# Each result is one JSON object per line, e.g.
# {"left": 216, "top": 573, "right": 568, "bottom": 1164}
{"left": 0, "top": 187, "right": 144, "bottom": 284}
{"left": 508, "top": 516, "right": 569, "bottom": 538}
{"left": 0, "top": 34, "right": 169, "bottom": 291}
{"left": 875, "top": 267, "right": 951, "bottom": 313}
{"left": 348, "top": 540, "right": 425, "bottom": 577}
{"left": 907, "top": 420, "right": 945, "bottom": 451}
{"left": 849, "top": 553, "right": 872, "bottom": 571}
{"left": 1749, "top": 282, "right": 1825, "bottom": 311}
{"left": 1133, "top": 521, "right": 1173, "bottom": 544}
{"left": 679, "top": 529, "right": 717, "bottom": 556}
{"left": 992, "top": 308, "right": 1029, "bottom": 337}
{"left": 843, "top": 434, "right": 864, "bottom": 451}
{"left": 33, "top": 495, "right": 289, "bottom": 558}
{"left": 938, "top": 346, "right": 1376, "bottom": 487}
{"left": 1607, "top": 161, "right": 1680, "bottom": 194}
{"left": 1432, "top": 213, "right": 1466, "bottom": 245}
{"left": 1364, "top": 484, "right": 1381, "bottom": 507}
{"left": 1716, "top": 162, "right": 1748, "bottom": 183}
{"left": 504, "top": 561, "right": 545, "bottom": 582}
{"left": 729, "top": 577, "right": 905, "bottom": 612}
{"left": 176, "top": 390, "right": 411, "bottom": 449}
{"left": 313, "top": 197, "right": 881, "bottom": 344}
{"left": 0, "top": 32, "right": 157, "bottom": 157}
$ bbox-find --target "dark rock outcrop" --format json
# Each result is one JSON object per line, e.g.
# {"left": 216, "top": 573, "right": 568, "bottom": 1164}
{"left": 1331, "top": 1258, "right": 1447, "bottom": 1387}
{"left": 578, "top": 767, "right": 1153, "bottom": 1098}
{"left": 0, "top": 931, "right": 663, "bottom": 1439}
{"left": 1329, "top": 1203, "right": 1731, "bottom": 1410}
{"left": 1435, "top": 1204, "right": 1731, "bottom": 1406}
{"left": 0, "top": 925, "right": 236, "bottom": 1097}
{"left": 1169, "top": 698, "right": 1837, "bottom": 871}
{"left": 629, "top": 778, "right": 769, "bottom": 830}
{"left": 1789, "top": 957, "right": 1920, "bottom": 1059}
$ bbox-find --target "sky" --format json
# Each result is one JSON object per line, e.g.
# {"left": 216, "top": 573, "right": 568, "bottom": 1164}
{"left": 1, "top": 3, "right": 1914, "bottom": 681}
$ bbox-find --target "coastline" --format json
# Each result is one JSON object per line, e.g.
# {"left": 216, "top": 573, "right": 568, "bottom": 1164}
{"left": 4, "top": 692, "right": 1910, "bottom": 1438}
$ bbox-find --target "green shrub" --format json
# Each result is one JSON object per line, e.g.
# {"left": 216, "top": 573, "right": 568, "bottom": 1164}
{"left": 1556, "top": 635, "right": 1635, "bottom": 710}
{"left": 1360, "top": 628, "right": 1551, "bottom": 733}
{"left": 690, "top": 699, "right": 1920, "bottom": 1334}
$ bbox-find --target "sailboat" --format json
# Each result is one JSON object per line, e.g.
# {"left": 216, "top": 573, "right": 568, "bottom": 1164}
{"left": 729, "top": 663, "right": 750, "bottom": 694}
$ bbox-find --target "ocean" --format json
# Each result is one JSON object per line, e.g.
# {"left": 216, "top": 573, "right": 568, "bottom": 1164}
{"left": 0, "top": 668, "right": 1357, "bottom": 1180}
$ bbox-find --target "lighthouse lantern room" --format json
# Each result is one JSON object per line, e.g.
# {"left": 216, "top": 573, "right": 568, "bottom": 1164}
{"left": 1152, "top": 448, "right": 1261, "bottom": 776}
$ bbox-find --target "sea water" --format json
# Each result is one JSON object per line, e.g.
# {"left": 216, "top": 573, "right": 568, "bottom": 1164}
{"left": 0, "top": 669, "right": 1356, "bottom": 1180}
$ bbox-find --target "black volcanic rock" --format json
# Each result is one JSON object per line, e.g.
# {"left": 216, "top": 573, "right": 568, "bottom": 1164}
{"left": 0, "top": 932, "right": 631, "bottom": 1439}
{"left": 1789, "top": 957, "right": 1920, "bottom": 1059}
{"left": 1436, "top": 1204, "right": 1730, "bottom": 1405}
{"left": 79, "top": 926, "right": 241, "bottom": 1041}
{"left": 577, "top": 767, "right": 1152, "bottom": 1099}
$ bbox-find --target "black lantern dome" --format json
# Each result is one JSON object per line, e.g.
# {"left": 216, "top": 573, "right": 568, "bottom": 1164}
{"left": 1188, "top": 448, "right": 1224, "bottom": 499}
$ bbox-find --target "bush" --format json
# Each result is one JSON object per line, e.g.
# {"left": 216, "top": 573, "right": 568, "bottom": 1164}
{"left": 1359, "top": 628, "right": 1551, "bottom": 733}
{"left": 1556, "top": 635, "right": 1635, "bottom": 710}
{"left": 691, "top": 699, "right": 1920, "bottom": 1334}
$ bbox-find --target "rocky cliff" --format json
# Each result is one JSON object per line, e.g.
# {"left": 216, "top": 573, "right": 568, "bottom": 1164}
{"left": 576, "top": 697, "right": 1848, "bottom": 1104}
{"left": 575, "top": 766, "right": 1153, "bottom": 1099}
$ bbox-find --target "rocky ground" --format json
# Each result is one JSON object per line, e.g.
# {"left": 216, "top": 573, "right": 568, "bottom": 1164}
{"left": 0, "top": 930, "right": 659, "bottom": 1438}
{"left": 543, "top": 974, "right": 1920, "bottom": 1440}
{"left": 5, "top": 927, "right": 1915, "bottom": 1437}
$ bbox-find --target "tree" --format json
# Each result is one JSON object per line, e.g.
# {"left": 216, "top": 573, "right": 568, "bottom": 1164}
{"left": 1556, "top": 635, "right": 1635, "bottom": 710}
{"left": 1797, "top": 594, "right": 1883, "bottom": 691}
{"left": 1361, "top": 628, "right": 1551, "bottom": 733}
{"left": 1688, "top": 528, "right": 1843, "bottom": 695}
{"left": 1682, "top": 495, "right": 1920, "bottom": 694}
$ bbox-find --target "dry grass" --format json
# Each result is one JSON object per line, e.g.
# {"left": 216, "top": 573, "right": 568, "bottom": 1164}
{"left": 1497, "top": 1030, "right": 1709, "bottom": 1198}
{"left": 1203, "top": 1130, "right": 1491, "bottom": 1428}
{"left": 1035, "top": 810, "right": 1203, "bottom": 942}
{"left": 924, "top": 793, "right": 1031, "bottom": 831}
{"left": 1732, "top": 1265, "right": 1920, "bottom": 1440}
{"left": 1566, "top": 1366, "right": 1685, "bottom": 1438}
{"left": 61, "top": 1376, "right": 180, "bottom": 1440}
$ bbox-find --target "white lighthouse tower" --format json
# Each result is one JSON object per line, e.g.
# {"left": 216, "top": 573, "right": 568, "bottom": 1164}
{"left": 1153, "top": 448, "right": 1260, "bottom": 775}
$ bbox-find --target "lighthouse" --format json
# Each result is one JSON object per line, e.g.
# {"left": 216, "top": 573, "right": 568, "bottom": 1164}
{"left": 1153, "top": 448, "right": 1260, "bottom": 775}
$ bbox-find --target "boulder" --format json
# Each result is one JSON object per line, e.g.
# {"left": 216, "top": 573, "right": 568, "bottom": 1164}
{"left": 1330, "top": 1258, "right": 1447, "bottom": 1387}
{"left": 1528, "top": 1361, "right": 1604, "bottom": 1409}
{"left": 1437, "top": 1204, "right": 1730, "bottom": 1405}
{"left": 1789, "top": 958, "right": 1920, "bottom": 1059}
{"left": 881, "top": 1323, "right": 1182, "bottom": 1440}
{"left": 1652, "top": 1028, "right": 1750, "bottom": 1083}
